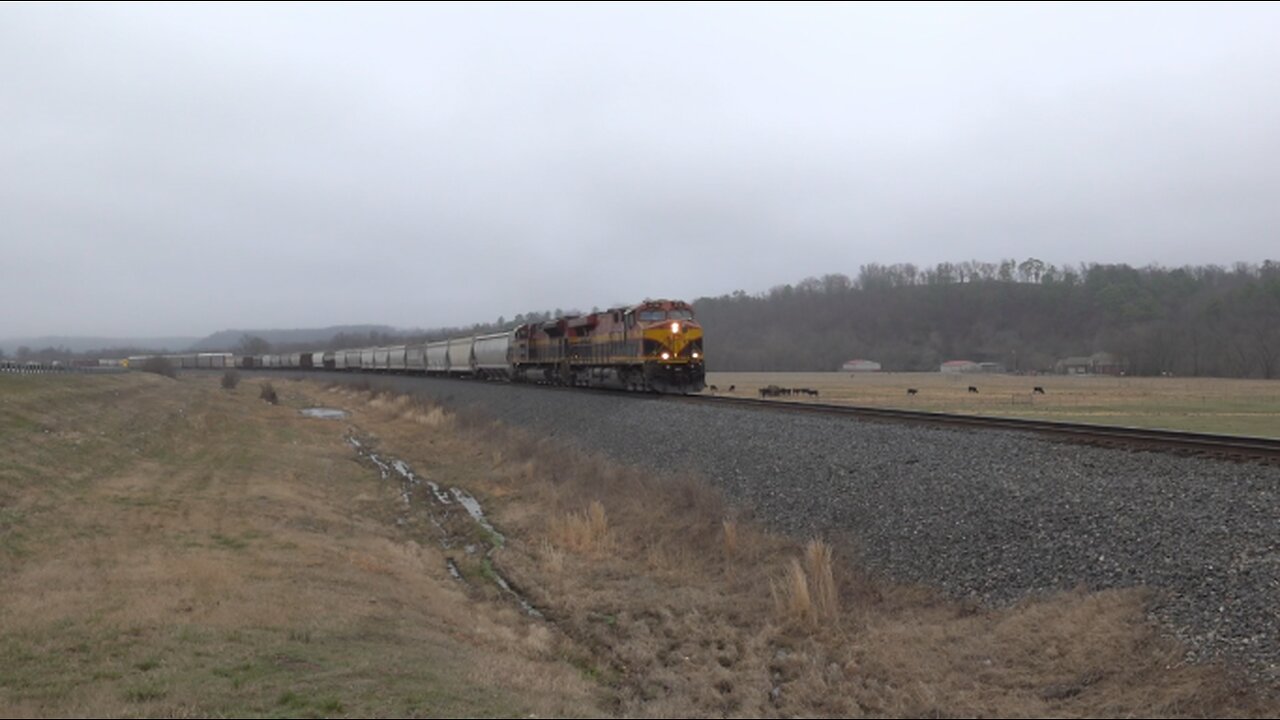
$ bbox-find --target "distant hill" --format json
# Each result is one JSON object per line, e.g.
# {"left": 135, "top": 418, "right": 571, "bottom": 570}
{"left": 0, "top": 336, "right": 201, "bottom": 355}
{"left": 692, "top": 260, "right": 1280, "bottom": 377}
{"left": 189, "top": 325, "right": 399, "bottom": 352}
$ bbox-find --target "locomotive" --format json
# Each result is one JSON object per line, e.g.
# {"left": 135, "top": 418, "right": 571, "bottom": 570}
{"left": 136, "top": 299, "right": 706, "bottom": 394}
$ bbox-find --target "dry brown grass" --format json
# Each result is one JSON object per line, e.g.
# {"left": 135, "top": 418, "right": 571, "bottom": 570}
{"left": 770, "top": 541, "right": 839, "bottom": 629}
{"left": 722, "top": 519, "right": 739, "bottom": 559}
{"left": 549, "top": 500, "right": 612, "bottom": 555}
{"left": 331, "top": 379, "right": 1278, "bottom": 718}
{"left": 709, "top": 371, "right": 1280, "bottom": 437}
{"left": 13, "top": 373, "right": 1269, "bottom": 717}
{"left": 0, "top": 374, "right": 601, "bottom": 718}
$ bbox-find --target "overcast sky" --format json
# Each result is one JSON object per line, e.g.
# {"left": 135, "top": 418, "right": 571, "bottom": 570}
{"left": 4, "top": 2, "right": 1280, "bottom": 338}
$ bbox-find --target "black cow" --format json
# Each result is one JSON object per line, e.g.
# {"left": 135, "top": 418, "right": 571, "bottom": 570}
{"left": 968, "top": 386, "right": 979, "bottom": 393}
{"left": 907, "top": 388, "right": 918, "bottom": 396}
{"left": 1033, "top": 386, "right": 1046, "bottom": 395}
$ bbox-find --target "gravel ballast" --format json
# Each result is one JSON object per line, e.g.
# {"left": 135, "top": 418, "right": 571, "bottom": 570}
{"left": 304, "top": 372, "right": 1280, "bottom": 682}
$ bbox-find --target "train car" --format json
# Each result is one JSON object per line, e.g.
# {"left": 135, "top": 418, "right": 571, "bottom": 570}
{"left": 197, "top": 352, "right": 232, "bottom": 368}
{"left": 406, "top": 344, "right": 426, "bottom": 373}
{"left": 344, "top": 349, "right": 362, "bottom": 370}
{"left": 473, "top": 332, "right": 512, "bottom": 379}
{"left": 360, "top": 348, "right": 376, "bottom": 371}
{"left": 388, "top": 345, "right": 407, "bottom": 372}
{"left": 425, "top": 340, "right": 449, "bottom": 373}
{"left": 334, "top": 351, "right": 347, "bottom": 370}
{"left": 446, "top": 337, "right": 474, "bottom": 374}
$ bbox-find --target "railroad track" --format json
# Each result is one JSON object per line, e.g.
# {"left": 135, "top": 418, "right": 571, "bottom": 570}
{"left": 663, "top": 393, "right": 1280, "bottom": 462}
{"left": 232, "top": 368, "right": 1280, "bottom": 462}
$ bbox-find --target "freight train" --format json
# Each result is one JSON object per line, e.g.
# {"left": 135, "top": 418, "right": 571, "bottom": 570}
{"left": 127, "top": 299, "right": 706, "bottom": 394}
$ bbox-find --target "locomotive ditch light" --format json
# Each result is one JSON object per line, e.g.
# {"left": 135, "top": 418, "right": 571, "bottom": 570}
{"left": 661, "top": 352, "right": 671, "bottom": 360}
{"left": 692, "top": 352, "right": 700, "bottom": 359}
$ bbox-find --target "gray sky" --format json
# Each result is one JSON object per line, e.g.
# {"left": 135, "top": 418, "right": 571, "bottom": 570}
{"left": 4, "top": 2, "right": 1280, "bottom": 338}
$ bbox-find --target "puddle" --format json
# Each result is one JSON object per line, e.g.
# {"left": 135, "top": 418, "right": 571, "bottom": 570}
{"left": 346, "top": 434, "right": 540, "bottom": 618}
{"left": 452, "top": 488, "right": 504, "bottom": 544}
{"left": 300, "top": 407, "right": 348, "bottom": 419}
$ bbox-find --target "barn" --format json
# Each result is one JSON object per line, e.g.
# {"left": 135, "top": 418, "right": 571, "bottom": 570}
{"left": 841, "top": 359, "right": 882, "bottom": 372}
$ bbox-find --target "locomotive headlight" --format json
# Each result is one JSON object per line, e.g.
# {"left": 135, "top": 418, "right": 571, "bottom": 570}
{"left": 661, "top": 352, "right": 671, "bottom": 360}
{"left": 671, "top": 322, "right": 681, "bottom": 334}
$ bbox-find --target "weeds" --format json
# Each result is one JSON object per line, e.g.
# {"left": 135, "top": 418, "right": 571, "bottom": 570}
{"left": 722, "top": 518, "right": 739, "bottom": 559}
{"left": 139, "top": 356, "right": 176, "bottom": 379}
{"left": 259, "top": 382, "right": 278, "bottom": 405}
{"left": 764, "top": 540, "right": 842, "bottom": 628}
{"left": 548, "top": 500, "right": 611, "bottom": 555}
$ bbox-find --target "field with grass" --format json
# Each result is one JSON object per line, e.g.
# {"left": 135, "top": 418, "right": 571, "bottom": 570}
{"left": 707, "top": 372, "right": 1280, "bottom": 438}
{"left": 0, "top": 373, "right": 597, "bottom": 718}
{"left": 2, "top": 372, "right": 1275, "bottom": 717}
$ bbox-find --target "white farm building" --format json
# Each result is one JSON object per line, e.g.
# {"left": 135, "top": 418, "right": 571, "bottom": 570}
{"left": 842, "top": 359, "right": 882, "bottom": 372}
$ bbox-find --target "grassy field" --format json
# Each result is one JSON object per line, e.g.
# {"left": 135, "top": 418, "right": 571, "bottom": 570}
{"left": 0, "top": 373, "right": 598, "bottom": 718}
{"left": 707, "top": 372, "right": 1280, "bottom": 438}
{"left": 2, "top": 372, "right": 1275, "bottom": 717}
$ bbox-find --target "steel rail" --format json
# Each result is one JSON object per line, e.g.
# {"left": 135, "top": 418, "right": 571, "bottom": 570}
{"left": 219, "top": 368, "right": 1280, "bottom": 461}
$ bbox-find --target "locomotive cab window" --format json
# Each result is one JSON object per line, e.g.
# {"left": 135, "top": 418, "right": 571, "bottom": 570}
{"left": 638, "top": 310, "right": 665, "bottom": 322}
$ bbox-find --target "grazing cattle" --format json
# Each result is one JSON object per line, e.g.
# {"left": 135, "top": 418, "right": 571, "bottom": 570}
{"left": 968, "top": 386, "right": 979, "bottom": 394}
{"left": 907, "top": 388, "right": 918, "bottom": 396}
{"left": 1033, "top": 386, "right": 1046, "bottom": 395}
{"left": 727, "top": 385, "right": 735, "bottom": 392}
{"left": 708, "top": 385, "right": 719, "bottom": 393}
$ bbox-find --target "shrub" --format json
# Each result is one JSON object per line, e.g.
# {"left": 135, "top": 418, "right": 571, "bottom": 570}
{"left": 259, "top": 382, "right": 278, "bottom": 405}
{"left": 139, "top": 356, "right": 177, "bottom": 379}
{"left": 221, "top": 370, "right": 240, "bottom": 390}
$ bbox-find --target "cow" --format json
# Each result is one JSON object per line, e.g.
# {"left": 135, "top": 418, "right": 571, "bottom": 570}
{"left": 760, "top": 385, "right": 784, "bottom": 398}
{"left": 708, "top": 385, "right": 719, "bottom": 393}
{"left": 968, "top": 386, "right": 979, "bottom": 393}
{"left": 907, "top": 388, "right": 918, "bottom": 396}
{"left": 727, "top": 385, "right": 736, "bottom": 392}
{"left": 1033, "top": 386, "right": 1046, "bottom": 395}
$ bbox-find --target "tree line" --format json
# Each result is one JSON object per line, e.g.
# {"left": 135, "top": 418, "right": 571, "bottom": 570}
{"left": 19, "top": 260, "right": 1278, "bottom": 379}
{"left": 691, "top": 260, "right": 1280, "bottom": 378}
